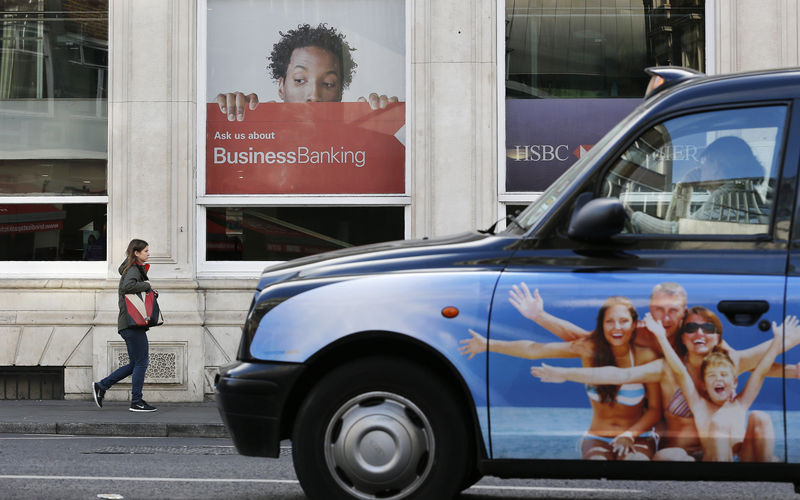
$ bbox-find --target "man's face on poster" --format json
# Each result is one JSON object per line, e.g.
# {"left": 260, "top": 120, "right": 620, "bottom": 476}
{"left": 649, "top": 291, "right": 687, "bottom": 338}
{"left": 278, "top": 46, "right": 343, "bottom": 103}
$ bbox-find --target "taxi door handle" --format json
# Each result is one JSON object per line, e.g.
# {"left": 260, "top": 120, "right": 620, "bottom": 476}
{"left": 717, "top": 300, "right": 769, "bottom": 326}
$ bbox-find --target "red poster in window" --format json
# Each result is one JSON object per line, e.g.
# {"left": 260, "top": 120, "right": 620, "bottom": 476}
{"left": 205, "top": 102, "right": 405, "bottom": 194}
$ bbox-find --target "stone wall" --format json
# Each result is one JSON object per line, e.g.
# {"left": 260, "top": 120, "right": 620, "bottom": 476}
{"left": 0, "top": 278, "right": 255, "bottom": 401}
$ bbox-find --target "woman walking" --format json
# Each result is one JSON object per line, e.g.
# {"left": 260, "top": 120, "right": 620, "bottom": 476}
{"left": 92, "top": 238, "right": 157, "bottom": 412}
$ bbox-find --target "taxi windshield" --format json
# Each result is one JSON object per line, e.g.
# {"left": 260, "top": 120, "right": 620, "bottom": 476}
{"left": 504, "top": 111, "right": 639, "bottom": 235}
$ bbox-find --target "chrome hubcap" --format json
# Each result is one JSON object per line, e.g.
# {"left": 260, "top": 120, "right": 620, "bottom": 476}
{"left": 324, "top": 391, "right": 434, "bottom": 499}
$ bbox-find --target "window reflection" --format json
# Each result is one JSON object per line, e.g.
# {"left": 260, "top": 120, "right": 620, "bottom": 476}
{"left": 0, "top": 1, "right": 108, "bottom": 186}
{"left": 0, "top": 159, "right": 106, "bottom": 194}
{"left": 206, "top": 207, "right": 404, "bottom": 261}
{"left": 0, "top": 1, "right": 108, "bottom": 262}
{"left": 0, "top": 1, "right": 108, "bottom": 100}
{"left": 505, "top": 0, "right": 705, "bottom": 98}
{"left": 0, "top": 203, "right": 106, "bottom": 260}
{"left": 602, "top": 106, "right": 784, "bottom": 236}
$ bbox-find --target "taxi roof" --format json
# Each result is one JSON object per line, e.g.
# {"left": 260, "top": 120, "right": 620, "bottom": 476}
{"left": 645, "top": 67, "right": 800, "bottom": 115}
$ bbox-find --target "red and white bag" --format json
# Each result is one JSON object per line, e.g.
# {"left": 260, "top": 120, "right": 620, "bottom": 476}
{"left": 124, "top": 290, "right": 164, "bottom": 327}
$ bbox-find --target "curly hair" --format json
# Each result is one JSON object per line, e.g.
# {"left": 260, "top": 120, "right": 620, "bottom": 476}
{"left": 268, "top": 23, "right": 357, "bottom": 90}
{"left": 587, "top": 296, "right": 638, "bottom": 405}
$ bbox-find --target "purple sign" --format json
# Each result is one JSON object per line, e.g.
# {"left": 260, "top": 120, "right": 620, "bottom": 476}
{"left": 506, "top": 99, "right": 640, "bottom": 192}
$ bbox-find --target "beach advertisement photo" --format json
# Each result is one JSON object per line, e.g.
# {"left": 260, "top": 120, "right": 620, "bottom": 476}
{"left": 205, "top": 0, "right": 405, "bottom": 194}
{"left": 459, "top": 273, "right": 800, "bottom": 462}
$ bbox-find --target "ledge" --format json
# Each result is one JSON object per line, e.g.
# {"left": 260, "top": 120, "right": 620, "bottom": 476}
{"left": 0, "top": 279, "right": 201, "bottom": 290}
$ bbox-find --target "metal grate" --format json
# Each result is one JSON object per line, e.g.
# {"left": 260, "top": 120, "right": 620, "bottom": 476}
{"left": 0, "top": 367, "right": 65, "bottom": 400}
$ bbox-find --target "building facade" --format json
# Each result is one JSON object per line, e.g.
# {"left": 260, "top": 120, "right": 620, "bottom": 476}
{"left": 1, "top": 0, "right": 798, "bottom": 402}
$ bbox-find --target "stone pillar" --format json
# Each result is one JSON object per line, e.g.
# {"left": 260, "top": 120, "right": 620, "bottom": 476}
{"left": 714, "top": 0, "right": 800, "bottom": 73}
{"left": 409, "top": 0, "right": 498, "bottom": 239}
{"left": 100, "top": 0, "right": 205, "bottom": 401}
{"left": 108, "top": 0, "right": 195, "bottom": 273}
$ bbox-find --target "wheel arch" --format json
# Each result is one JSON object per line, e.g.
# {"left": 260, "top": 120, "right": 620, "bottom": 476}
{"left": 280, "top": 330, "right": 487, "bottom": 464}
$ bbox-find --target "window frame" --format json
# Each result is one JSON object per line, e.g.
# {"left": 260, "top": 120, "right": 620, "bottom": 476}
{"left": 0, "top": 196, "right": 109, "bottom": 277}
{"left": 196, "top": 0, "right": 411, "bottom": 278}
{"left": 593, "top": 101, "right": 792, "bottom": 242}
{"left": 496, "top": 0, "right": 716, "bottom": 229}
{"left": 0, "top": 2, "right": 109, "bottom": 277}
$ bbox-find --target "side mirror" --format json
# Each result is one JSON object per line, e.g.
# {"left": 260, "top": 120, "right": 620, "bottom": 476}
{"left": 567, "top": 197, "right": 626, "bottom": 240}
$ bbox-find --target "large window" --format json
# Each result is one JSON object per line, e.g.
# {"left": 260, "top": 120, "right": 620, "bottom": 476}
{"left": 501, "top": 0, "right": 706, "bottom": 219}
{"left": 505, "top": 0, "right": 705, "bottom": 99}
{"left": 0, "top": 1, "right": 108, "bottom": 269}
{"left": 200, "top": 0, "right": 407, "bottom": 273}
{"left": 603, "top": 106, "right": 784, "bottom": 237}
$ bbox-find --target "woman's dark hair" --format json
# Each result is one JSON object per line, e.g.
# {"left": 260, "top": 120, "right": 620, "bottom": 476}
{"left": 701, "top": 136, "right": 764, "bottom": 180}
{"left": 268, "top": 23, "right": 357, "bottom": 89}
{"left": 588, "top": 296, "right": 637, "bottom": 404}
{"left": 122, "top": 238, "right": 148, "bottom": 275}
{"left": 676, "top": 305, "right": 723, "bottom": 358}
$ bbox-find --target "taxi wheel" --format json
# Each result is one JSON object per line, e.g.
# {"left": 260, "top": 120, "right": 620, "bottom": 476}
{"left": 292, "top": 356, "right": 472, "bottom": 500}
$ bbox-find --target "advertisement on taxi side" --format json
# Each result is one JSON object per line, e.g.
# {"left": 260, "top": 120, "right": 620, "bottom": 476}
{"left": 467, "top": 275, "right": 799, "bottom": 463}
{"left": 247, "top": 270, "right": 800, "bottom": 463}
{"left": 205, "top": 0, "right": 405, "bottom": 195}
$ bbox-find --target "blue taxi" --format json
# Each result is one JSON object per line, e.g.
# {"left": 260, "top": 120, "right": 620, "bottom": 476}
{"left": 216, "top": 67, "right": 800, "bottom": 499}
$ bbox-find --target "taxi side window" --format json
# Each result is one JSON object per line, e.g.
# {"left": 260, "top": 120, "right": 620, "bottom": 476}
{"left": 601, "top": 106, "right": 786, "bottom": 236}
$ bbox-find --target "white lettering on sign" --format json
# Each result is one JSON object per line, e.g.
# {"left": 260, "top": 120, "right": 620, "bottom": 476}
{"left": 510, "top": 145, "right": 570, "bottom": 162}
{"left": 647, "top": 145, "right": 700, "bottom": 162}
{"left": 212, "top": 147, "right": 366, "bottom": 168}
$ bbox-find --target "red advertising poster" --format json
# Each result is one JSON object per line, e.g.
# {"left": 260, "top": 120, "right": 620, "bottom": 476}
{"left": 206, "top": 0, "right": 406, "bottom": 196}
{"left": 206, "top": 102, "right": 405, "bottom": 194}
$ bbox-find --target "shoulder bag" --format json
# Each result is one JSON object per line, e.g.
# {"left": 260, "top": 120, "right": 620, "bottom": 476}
{"left": 124, "top": 290, "right": 164, "bottom": 327}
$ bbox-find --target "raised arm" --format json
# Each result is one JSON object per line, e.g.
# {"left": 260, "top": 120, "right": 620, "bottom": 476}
{"left": 645, "top": 313, "right": 703, "bottom": 409}
{"left": 459, "top": 329, "right": 579, "bottom": 360}
{"left": 735, "top": 315, "right": 800, "bottom": 373}
{"left": 530, "top": 358, "right": 663, "bottom": 385}
{"left": 508, "top": 283, "right": 590, "bottom": 341}
{"left": 740, "top": 316, "right": 799, "bottom": 408}
{"left": 777, "top": 362, "right": 800, "bottom": 379}
{"left": 765, "top": 362, "right": 800, "bottom": 378}
{"left": 733, "top": 340, "right": 796, "bottom": 378}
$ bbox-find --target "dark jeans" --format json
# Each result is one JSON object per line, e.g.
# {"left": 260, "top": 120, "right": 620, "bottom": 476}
{"left": 98, "top": 327, "right": 149, "bottom": 403}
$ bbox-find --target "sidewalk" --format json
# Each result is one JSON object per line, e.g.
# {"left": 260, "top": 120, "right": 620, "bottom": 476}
{"left": 0, "top": 399, "right": 228, "bottom": 438}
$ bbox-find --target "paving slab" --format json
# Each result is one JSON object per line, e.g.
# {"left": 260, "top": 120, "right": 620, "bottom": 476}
{"left": 0, "top": 400, "right": 227, "bottom": 438}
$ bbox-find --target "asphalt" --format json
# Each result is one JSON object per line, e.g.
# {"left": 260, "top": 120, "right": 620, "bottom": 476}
{"left": 0, "top": 399, "right": 228, "bottom": 438}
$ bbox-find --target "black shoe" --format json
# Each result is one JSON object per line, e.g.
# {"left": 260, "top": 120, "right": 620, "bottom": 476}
{"left": 92, "top": 382, "right": 105, "bottom": 408}
{"left": 129, "top": 400, "right": 157, "bottom": 412}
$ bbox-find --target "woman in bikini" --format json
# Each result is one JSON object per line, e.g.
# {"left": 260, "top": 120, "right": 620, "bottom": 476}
{"left": 531, "top": 306, "right": 789, "bottom": 461}
{"left": 460, "top": 296, "right": 662, "bottom": 460}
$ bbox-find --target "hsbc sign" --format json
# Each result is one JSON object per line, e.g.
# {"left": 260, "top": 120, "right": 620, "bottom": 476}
{"left": 510, "top": 145, "right": 571, "bottom": 162}
{"left": 505, "top": 99, "right": 639, "bottom": 192}
{"left": 510, "top": 144, "right": 595, "bottom": 162}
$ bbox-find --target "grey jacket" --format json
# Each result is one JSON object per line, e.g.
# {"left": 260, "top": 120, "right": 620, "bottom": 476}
{"left": 117, "top": 260, "right": 152, "bottom": 331}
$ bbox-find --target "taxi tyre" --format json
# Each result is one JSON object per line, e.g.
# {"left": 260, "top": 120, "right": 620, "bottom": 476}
{"left": 291, "top": 356, "right": 471, "bottom": 500}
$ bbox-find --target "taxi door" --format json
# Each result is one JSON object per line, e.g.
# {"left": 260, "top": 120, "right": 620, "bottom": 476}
{"left": 488, "top": 103, "right": 796, "bottom": 462}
